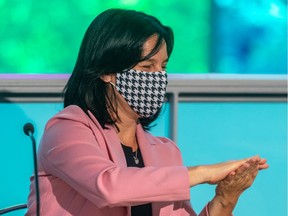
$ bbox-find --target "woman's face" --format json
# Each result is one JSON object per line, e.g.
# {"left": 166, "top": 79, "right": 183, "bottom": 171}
{"left": 134, "top": 34, "right": 168, "bottom": 72}
{"left": 105, "top": 34, "right": 169, "bottom": 121}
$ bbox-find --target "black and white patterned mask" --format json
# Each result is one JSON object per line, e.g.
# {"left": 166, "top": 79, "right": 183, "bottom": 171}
{"left": 110, "top": 69, "right": 168, "bottom": 118}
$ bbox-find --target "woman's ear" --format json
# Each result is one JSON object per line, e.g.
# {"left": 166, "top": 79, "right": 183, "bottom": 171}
{"left": 100, "top": 74, "right": 113, "bottom": 83}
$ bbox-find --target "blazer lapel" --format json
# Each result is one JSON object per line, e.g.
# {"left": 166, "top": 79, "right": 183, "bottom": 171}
{"left": 103, "top": 126, "right": 128, "bottom": 167}
{"left": 136, "top": 125, "right": 174, "bottom": 216}
{"left": 136, "top": 124, "right": 159, "bottom": 167}
{"left": 87, "top": 111, "right": 127, "bottom": 167}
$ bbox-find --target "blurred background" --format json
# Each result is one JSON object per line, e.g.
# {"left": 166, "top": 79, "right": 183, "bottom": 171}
{"left": 0, "top": 0, "right": 287, "bottom": 74}
{"left": 0, "top": 1, "right": 287, "bottom": 216}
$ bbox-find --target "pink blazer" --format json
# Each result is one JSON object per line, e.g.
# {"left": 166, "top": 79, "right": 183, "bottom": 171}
{"left": 26, "top": 105, "right": 209, "bottom": 216}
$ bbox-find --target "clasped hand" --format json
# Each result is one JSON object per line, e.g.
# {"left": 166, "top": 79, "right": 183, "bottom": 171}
{"left": 216, "top": 156, "right": 268, "bottom": 198}
{"left": 205, "top": 156, "right": 268, "bottom": 215}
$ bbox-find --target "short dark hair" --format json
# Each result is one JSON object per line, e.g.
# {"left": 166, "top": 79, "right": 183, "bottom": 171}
{"left": 64, "top": 8, "right": 174, "bottom": 130}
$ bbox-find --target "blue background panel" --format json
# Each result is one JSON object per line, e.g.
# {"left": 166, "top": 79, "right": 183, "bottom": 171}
{"left": 177, "top": 102, "right": 287, "bottom": 215}
{"left": 0, "top": 102, "right": 287, "bottom": 215}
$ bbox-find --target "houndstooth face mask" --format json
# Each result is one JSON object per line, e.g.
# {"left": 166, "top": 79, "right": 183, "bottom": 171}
{"left": 110, "top": 68, "right": 168, "bottom": 118}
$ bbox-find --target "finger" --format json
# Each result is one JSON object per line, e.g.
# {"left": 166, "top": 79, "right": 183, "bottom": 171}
{"left": 258, "top": 163, "right": 269, "bottom": 170}
{"left": 258, "top": 158, "right": 267, "bottom": 165}
{"left": 235, "top": 162, "right": 250, "bottom": 175}
{"left": 247, "top": 159, "right": 258, "bottom": 165}
{"left": 246, "top": 162, "right": 258, "bottom": 174}
{"left": 248, "top": 155, "right": 261, "bottom": 163}
{"left": 234, "top": 161, "right": 258, "bottom": 180}
{"left": 246, "top": 160, "right": 259, "bottom": 168}
{"left": 257, "top": 158, "right": 269, "bottom": 170}
{"left": 236, "top": 167, "right": 258, "bottom": 183}
{"left": 221, "top": 172, "right": 236, "bottom": 184}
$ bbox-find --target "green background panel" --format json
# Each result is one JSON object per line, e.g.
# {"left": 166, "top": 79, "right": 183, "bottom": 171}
{"left": 0, "top": 0, "right": 210, "bottom": 74}
{"left": 0, "top": 0, "right": 286, "bottom": 74}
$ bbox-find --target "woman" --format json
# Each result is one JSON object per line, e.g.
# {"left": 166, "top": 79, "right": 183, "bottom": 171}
{"left": 26, "top": 9, "right": 268, "bottom": 216}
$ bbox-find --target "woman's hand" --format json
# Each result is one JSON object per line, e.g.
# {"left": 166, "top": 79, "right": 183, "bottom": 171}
{"left": 216, "top": 156, "right": 268, "bottom": 198}
{"left": 207, "top": 156, "right": 268, "bottom": 216}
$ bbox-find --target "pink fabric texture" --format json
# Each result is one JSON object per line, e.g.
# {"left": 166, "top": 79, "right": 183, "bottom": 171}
{"left": 26, "top": 105, "right": 209, "bottom": 216}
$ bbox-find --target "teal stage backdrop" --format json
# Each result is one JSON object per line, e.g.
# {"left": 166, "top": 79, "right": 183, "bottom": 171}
{"left": 0, "top": 102, "right": 286, "bottom": 215}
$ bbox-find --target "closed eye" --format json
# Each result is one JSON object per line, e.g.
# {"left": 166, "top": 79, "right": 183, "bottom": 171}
{"left": 142, "top": 65, "right": 152, "bottom": 69}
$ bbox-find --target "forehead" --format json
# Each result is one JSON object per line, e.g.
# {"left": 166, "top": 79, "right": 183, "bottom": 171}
{"left": 142, "top": 35, "right": 168, "bottom": 59}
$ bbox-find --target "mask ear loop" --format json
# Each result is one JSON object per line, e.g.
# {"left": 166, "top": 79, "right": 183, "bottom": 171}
{"left": 106, "top": 81, "right": 119, "bottom": 122}
{"left": 109, "top": 81, "right": 116, "bottom": 87}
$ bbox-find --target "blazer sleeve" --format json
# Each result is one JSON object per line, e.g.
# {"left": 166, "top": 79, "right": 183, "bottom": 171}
{"left": 158, "top": 137, "right": 209, "bottom": 216}
{"left": 156, "top": 138, "right": 211, "bottom": 216}
{"left": 38, "top": 107, "right": 191, "bottom": 208}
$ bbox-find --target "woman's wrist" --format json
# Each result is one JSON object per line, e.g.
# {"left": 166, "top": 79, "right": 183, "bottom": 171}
{"left": 187, "top": 166, "right": 208, "bottom": 187}
{"left": 213, "top": 194, "right": 239, "bottom": 209}
{"left": 208, "top": 193, "right": 241, "bottom": 216}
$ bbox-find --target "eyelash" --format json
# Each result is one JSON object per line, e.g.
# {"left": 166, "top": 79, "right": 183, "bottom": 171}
{"left": 142, "top": 65, "right": 152, "bottom": 69}
{"left": 141, "top": 65, "right": 168, "bottom": 70}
